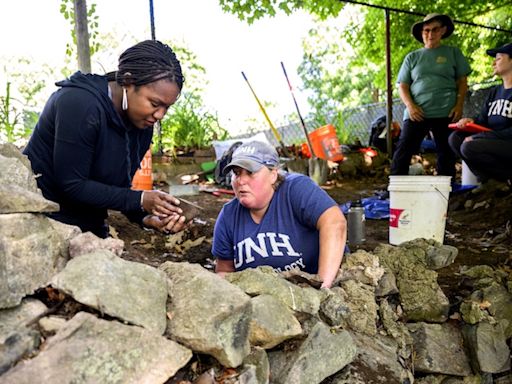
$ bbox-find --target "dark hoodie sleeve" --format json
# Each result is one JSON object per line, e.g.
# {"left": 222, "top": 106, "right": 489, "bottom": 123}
{"left": 51, "top": 88, "right": 142, "bottom": 213}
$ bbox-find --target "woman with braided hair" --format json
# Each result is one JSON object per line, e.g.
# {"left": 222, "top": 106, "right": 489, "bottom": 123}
{"left": 24, "top": 40, "right": 188, "bottom": 238}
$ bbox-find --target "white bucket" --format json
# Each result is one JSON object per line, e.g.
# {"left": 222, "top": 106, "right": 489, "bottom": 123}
{"left": 461, "top": 161, "right": 479, "bottom": 186}
{"left": 388, "top": 175, "right": 452, "bottom": 245}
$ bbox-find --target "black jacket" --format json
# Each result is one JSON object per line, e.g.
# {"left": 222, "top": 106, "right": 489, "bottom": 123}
{"left": 24, "top": 72, "right": 151, "bottom": 237}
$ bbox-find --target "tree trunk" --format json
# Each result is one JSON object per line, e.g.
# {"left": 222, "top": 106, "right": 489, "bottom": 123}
{"left": 73, "top": 0, "right": 91, "bottom": 73}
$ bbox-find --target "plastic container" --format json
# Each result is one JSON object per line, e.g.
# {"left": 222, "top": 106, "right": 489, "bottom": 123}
{"left": 131, "top": 149, "right": 153, "bottom": 191}
{"left": 347, "top": 200, "right": 366, "bottom": 244}
{"left": 461, "top": 161, "right": 479, "bottom": 186}
{"left": 388, "top": 175, "right": 451, "bottom": 245}
{"left": 308, "top": 125, "right": 344, "bottom": 162}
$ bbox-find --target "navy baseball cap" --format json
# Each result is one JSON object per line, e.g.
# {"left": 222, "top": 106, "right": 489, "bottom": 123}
{"left": 486, "top": 42, "right": 512, "bottom": 57}
{"left": 223, "top": 141, "right": 279, "bottom": 175}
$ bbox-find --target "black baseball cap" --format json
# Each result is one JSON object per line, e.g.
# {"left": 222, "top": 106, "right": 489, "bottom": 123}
{"left": 486, "top": 42, "right": 512, "bottom": 57}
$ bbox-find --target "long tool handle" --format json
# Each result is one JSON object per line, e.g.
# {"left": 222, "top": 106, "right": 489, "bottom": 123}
{"left": 241, "top": 71, "right": 290, "bottom": 156}
{"left": 281, "top": 62, "right": 316, "bottom": 158}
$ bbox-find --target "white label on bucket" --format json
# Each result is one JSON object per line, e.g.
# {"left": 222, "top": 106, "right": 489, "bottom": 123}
{"left": 389, "top": 208, "right": 411, "bottom": 228}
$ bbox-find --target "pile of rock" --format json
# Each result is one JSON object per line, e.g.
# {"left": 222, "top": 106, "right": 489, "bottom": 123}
{"left": 1, "top": 143, "right": 511, "bottom": 383}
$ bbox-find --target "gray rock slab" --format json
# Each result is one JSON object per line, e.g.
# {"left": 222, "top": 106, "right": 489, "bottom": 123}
{"left": 269, "top": 322, "right": 356, "bottom": 384}
{"left": 51, "top": 250, "right": 168, "bottom": 334}
{"left": 331, "top": 332, "right": 413, "bottom": 384}
{"left": 0, "top": 185, "right": 59, "bottom": 214}
{"left": 226, "top": 266, "right": 321, "bottom": 315}
{"left": 249, "top": 294, "right": 302, "bottom": 349}
{"left": 0, "top": 312, "right": 192, "bottom": 384}
{"left": 0, "top": 150, "right": 39, "bottom": 193}
{"left": 161, "top": 261, "right": 252, "bottom": 367}
{"left": 407, "top": 322, "right": 472, "bottom": 376}
{"left": 0, "top": 213, "right": 68, "bottom": 309}
{"left": 482, "top": 282, "right": 512, "bottom": 338}
{"left": 243, "top": 347, "right": 270, "bottom": 384}
{"left": 463, "top": 321, "right": 511, "bottom": 374}
{"left": 0, "top": 298, "right": 47, "bottom": 343}
{"left": 0, "top": 328, "right": 41, "bottom": 375}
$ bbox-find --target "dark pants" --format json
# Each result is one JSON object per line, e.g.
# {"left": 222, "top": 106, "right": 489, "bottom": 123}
{"left": 390, "top": 118, "right": 455, "bottom": 177}
{"left": 449, "top": 131, "right": 512, "bottom": 182}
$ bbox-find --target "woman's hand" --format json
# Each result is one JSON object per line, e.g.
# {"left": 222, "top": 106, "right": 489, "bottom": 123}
{"left": 142, "top": 213, "right": 188, "bottom": 234}
{"left": 449, "top": 104, "right": 464, "bottom": 122}
{"left": 142, "top": 190, "right": 183, "bottom": 217}
{"left": 406, "top": 103, "right": 424, "bottom": 122}
{"left": 456, "top": 117, "right": 474, "bottom": 129}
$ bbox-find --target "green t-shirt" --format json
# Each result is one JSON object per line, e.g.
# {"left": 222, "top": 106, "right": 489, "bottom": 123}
{"left": 397, "top": 45, "right": 471, "bottom": 119}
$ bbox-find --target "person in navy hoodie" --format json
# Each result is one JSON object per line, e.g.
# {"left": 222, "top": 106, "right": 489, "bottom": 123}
{"left": 212, "top": 141, "right": 347, "bottom": 288}
{"left": 449, "top": 42, "right": 512, "bottom": 190}
{"left": 24, "top": 40, "right": 188, "bottom": 238}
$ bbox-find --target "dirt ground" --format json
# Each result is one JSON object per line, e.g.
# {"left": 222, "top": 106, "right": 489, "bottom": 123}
{"left": 108, "top": 159, "right": 512, "bottom": 304}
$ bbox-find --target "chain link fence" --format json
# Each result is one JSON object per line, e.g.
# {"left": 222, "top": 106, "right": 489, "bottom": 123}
{"left": 231, "top": 80, "right": 499, "bottom": 149}
{"left": 231, "top": 99, "right": 406, "bottom": 148}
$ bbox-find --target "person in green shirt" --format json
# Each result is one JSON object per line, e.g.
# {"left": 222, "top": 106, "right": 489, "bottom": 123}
{"left": 390, "top": 13, "right": 471, "bottom": 178}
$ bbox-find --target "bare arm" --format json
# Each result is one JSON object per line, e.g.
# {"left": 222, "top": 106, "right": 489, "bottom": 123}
{"left": 316, "top": 206, "right": 347, "bottom": 288}
{"left": 399, "top": 83, "right": 424, "bottom": 122}
{"left": 449, "top": 76, "right": 468, "bottom": 122}
{"left": 215, "top": 259, "right": 235, "bottom": 278}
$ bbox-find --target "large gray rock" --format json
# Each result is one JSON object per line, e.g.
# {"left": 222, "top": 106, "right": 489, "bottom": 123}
{"left": 0, "top": 149, "right": 39, "bottom": 193}
{"left": 269, "top": 322, "right": 356, "bottom": 384}
{"left": 0, "top": 185, "right": 59, "bottom": 214}
{"left": 0, "top": 213, "right": 68, "bottom": 309}
{"left": 463, "top": 321, "right": 510, "bottom": 374}
{"left": 0, "top": 327, "right": 41, "bottom": 375}
{"left": 407, "top": 322, "right": 472, "bottom": 376}
{"left": 0, "top": 299, "right": 47, "bottom": 343}
{"left": 51, "top": 250, "right": 168, "bottom": 334}
{"left": 249, "top": 294, "right": 302, "bottom": 349}
{"left": 0, "top": 312, "right": 192, "bottom": 384}
{"left": 161, "top": 261, "right": 252, "bottom": 368}
{"left": 226, "top": 266, "right": 321, "bottom": 315}
{"left": 331, "top": 333, "right": 413, "bottom": 384}
{"left": 482, "top": 282, "right": 512, "bottom": 338}
{"left": 243, "top": 347, "right": 270, "bottom": 384}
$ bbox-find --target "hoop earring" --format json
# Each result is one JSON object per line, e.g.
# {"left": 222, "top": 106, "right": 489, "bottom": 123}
{"left": 122, "top": 87, "right": 128, "bottom": 111}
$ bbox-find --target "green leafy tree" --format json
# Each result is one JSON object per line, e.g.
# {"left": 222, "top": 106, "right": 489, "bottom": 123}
{"left": 218, "top": 0, "right": 512, "bottom": 121}
{"left": 157, "top": 42, "right": 229, "bottom": 154}
{"left": 0, "top": 60, "right": 55, "bottom": 144}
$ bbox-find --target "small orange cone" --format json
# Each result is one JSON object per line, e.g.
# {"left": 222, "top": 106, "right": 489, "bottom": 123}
{"left": 131, "top": 149, "right": 153, "bottom": 190}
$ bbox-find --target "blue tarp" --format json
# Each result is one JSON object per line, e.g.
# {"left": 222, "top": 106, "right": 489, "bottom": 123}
{"left": 341, "top": 184, "right": 476, "bottom": 220}
{"left": 341, "top": 193, "right": 390, "bottom": 220}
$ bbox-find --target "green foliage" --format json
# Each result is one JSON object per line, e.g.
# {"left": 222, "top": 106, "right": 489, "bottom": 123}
{"left": 0, "top": 82, "right": 32, "bottom": 144}
{"left": 158, "top": 94, "right": 228, "bottom": 153}
{"left": 219, "top": 0, "right": 512, "bottom": 140}
{"left": 60, "top": 0, "right": 101, "bottom": 59}
{"left": 0, "top": 59, "right": 51, "bottom": 144}
{"left": 153, "top": 41, "right": 230, "bottom": 153}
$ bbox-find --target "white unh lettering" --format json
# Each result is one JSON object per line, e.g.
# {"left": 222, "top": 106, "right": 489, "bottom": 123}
{"left": 235, "top": 232, "right": 301, "bottom": 267}
{"left": 266, "top": 233, "right": 301, "bottom": 256}
{"left": 502, "top": 100, "right": 512, "bottom": 118}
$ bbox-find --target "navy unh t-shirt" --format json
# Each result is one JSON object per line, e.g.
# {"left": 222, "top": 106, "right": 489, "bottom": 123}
{"left": 212, "top": 173, "right": 339, "bottom": 274}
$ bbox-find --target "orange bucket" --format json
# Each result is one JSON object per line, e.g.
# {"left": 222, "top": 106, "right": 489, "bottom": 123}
{"left": 131, "top": 149, "right": 153, "bottom": 190}
{"left": 308, "top": 124, "right": 344, "bottom": 162}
